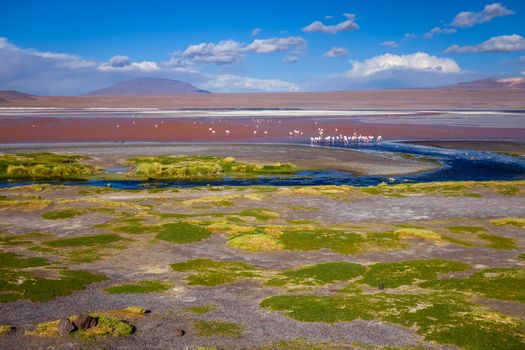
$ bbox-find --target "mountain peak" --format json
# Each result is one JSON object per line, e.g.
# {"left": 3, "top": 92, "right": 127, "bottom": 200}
{"left": 82, "top": 78, "right": 210, "bottom": 96}
{"left": 441, "top": 77, "right": 525, "bottom": 90}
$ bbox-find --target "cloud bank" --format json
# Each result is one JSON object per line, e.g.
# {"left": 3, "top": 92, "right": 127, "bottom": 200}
{"left": 452, "top": 2, "right": 514, "bottom": 28}
{"left": 0, "top": 37, "right": 300, "bottom": 94}
{"left": 446, "top": 34, "right": 525, "bottom": 53}
{"left": 346, "top": 52, "right": 460, "bottom": 77}
{"left": 180, "top": 36, "right": 306, "bottom": 64}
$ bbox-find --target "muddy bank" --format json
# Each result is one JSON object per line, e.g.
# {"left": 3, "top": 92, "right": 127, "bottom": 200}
{"left": 406, "top": 141, "right": 525, "bottom": 156}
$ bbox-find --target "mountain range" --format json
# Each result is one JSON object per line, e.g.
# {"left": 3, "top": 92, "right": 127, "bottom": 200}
{"left": 82, "top": 78, "right": 210, "bottom": 96}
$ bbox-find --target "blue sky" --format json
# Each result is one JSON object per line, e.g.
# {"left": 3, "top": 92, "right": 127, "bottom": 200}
{"left": 1, "top": 1, "right": 525, "bottom": 94}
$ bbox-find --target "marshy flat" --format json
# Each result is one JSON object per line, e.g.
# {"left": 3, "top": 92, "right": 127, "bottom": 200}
{"left": 0, "top": 143, "right": 524, "bottom": 350}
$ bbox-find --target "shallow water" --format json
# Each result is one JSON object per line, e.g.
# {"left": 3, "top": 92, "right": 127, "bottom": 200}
{"left": 1, "top": 142, "right": 523, "bottom": 189}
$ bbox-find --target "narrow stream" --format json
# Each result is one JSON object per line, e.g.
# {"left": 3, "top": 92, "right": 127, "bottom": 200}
{"left": 1, "top": 142, "right": 524, "bottom": 189}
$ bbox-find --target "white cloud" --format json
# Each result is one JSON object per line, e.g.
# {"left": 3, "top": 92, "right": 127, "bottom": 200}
{"left": 245, "top": 36, "right": 306, "bottom": 54}
{"left": 452, "top": 2, "right": 514, "bottom": 27}
{"left": 323, "top": 47, "right": 348, "bottom": 58}
{"left": 106, "top": 55, "right": 131, "bottom": 67}
{"left": 302, "top": 13, "right": 359, "bottom": 34}
{"left": 445, "top": 34, "right": 525, "bottom": 53}
{"left": 182, "top": 40, "right": 244, "bottom": 64}
{"left": 423, "top": 27, "right": 457, "bottom": 39}
{"left": 251, "top": 28, "right": 262, "bottom": 36}
{"left": 180, "top": 36, "right": 306, "bottom": 64}
{"left": 0, "top": 37, "right": 97, "bottom": 70}
{"left": 165, "top": 57, "right": 199, "bottom": 74}
{"left": 381, "top": 41, "right": 398, "bottom": 48}
{"left": 346, "top": 52, "right": 460, "bottom": 77}
{"left": 98, "top": 55, "right": 160, "bottom": 72}
{"left": 201, "top": 74, "right": 299, "bottom": 92}
{"left": 0, "top": 36, "right": 303, "bottom": 94}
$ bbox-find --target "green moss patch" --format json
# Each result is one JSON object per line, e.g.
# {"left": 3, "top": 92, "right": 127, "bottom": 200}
{"left": 0, "top": 251, "right": 49, "bottom": 269}
{"left": 359, "top": 259, "right": 471, "bottom": 289}
{"left": 44, "top": 233, "right": 123, "bottom": 247}
{"left": 108, "top": 218, "right": 158, "bottom": 234}
{"left": 156, "top": 222, "right": 212, "bottom": 244}
{"left": 170, "top": 258, "right": 259, "bottom": 286}
{"left": 478, "top": 233, "right": 517, "bottom": 250}
{"left": 260, "top": 292, "right": 525, "bottom": 350}
{"left": 447, "top": 226, "right": 487, "bottom": 234}
{"left": 184, "top": 305, "right": 217, "bottom": 314}
{"left": 105, "top": 280, "right": 171, "bottom": 294}
{"left": 266, "top": 262, "right": 366, "bottom": 287}
{"left": 423, "top": 268, "right": 525, "bottom": 303}
{"left": 227, "top": 234, "right": 284, "bottom": 252}
{"left": 491, "top": 217, "right": 525, "bottom": 229}
{"left": 194, "top": 320, "right": 243, "bottom": 337}
{"left": 279, "top": 228, "right": 401, "bottom": 255}
{"left": 0, "top": 232, "right": 52, "bottom": 247}
{"left": 42, "top": 209, "right": 84, "bottom": 220}
{"left": 239, "top": 208, "right": 280, "bottom": 221}
{"left": 37, "top": 233, "right": 127, "bottom": 262}
{"left": 257, "top": 339, "right": 358, "bottom": 350}
{"left": 0, "top": 269, "right": 107, "bottom": 302}
{"left": 361, "top": 182, "right": 483, "bottom": 198}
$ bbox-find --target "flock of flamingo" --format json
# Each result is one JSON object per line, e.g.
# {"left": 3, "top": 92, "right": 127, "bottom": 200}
{"left": 193, "top": 118, "right": 384, "bottom": 145}
{"left": 97, "top": 117, "right": 384, "bottom": 145}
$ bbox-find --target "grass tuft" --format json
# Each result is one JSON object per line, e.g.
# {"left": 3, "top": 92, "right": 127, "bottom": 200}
{"left": 359, "top": 259, "right": 471, "bottom": 289}
{"left": 42, "top": 209, "right": 83, "bottom": 220}
{"left": 184, "top": 305, "right": 217, "bottom": 314}
{"left": 105, "top": 280, "right": 171, "bottom": 294}
{"left": 266, "top": 262, "right": 365, "bottom": 287}
{"left": 171, "top": 258, "right": 258, "bottom": 286}
{"left": 156, "top": 222, "right": 212, "bottom": 244}
{"left": 194, "top": 320, "right": 243, "bottom": 337}
{"left": 44, "top": 233, "right": 123, "bottom": 247}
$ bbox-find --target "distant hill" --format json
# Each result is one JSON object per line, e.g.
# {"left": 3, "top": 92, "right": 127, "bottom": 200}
{"left": 0, "top": 90, "right": 37, "bottom": 101}
{"left": 82, "top": 78, "right": 210, "bottom": 96}
{"left": 440, "top": 77, "right": 525, "bottom": 91}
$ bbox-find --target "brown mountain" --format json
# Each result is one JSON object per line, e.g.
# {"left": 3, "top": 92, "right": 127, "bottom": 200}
{"left": 82, "top": 78, "right": 210, "bottom": 96}
{"left": 0, "top": 90, "right": 37, "bottom": 102}
{"left": 441, "top": 77, "right": 525, "bottom": 91}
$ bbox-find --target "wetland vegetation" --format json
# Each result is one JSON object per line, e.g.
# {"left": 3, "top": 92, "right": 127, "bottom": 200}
{"left": 0, "top": 151, "right": 524, "bottom": 350}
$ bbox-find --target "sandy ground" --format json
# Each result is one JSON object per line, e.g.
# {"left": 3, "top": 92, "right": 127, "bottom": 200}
{"left": 0, "top": 143, "right": 439, "bottom": 176}
{"left": 2, "top": 90, "right": 525, "bottom": 110}
{"left": 0, "top": 184, "right": 524, "bottom": 349}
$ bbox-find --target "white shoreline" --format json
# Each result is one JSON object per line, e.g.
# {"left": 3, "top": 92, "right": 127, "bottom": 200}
{"left": 0, "top": 108, "right": 523, "bottom": 118}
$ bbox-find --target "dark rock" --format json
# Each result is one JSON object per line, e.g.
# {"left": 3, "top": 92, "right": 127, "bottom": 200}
{"left": 72, "top": 315, "right": 96, "bottom": 330}
{"left": 173, "top": 328, "right": 185, "bottom": 337}
{"left": 57, "top": 318, "right": 76, "bottom": 335}
{"left": 379, "top": 283, "right": 385, "bottom": 290}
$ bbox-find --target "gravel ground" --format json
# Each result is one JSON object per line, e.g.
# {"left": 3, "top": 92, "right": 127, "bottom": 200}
{"left": 0, "top": 184, "right": 523, "bottom": 349}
